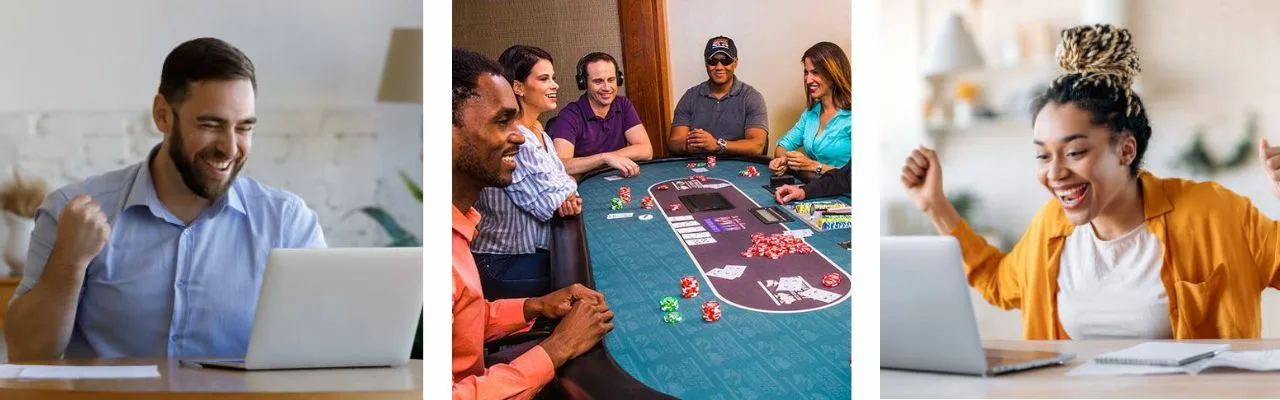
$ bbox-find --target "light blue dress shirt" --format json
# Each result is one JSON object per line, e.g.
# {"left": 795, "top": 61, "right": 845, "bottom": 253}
{"left": 12, "top": 147, "right": 326, "bottom": 359}
{"left": 775, "top": 102, "right": 852, "bottom": 169}
{"left": 471, "top": 124, "right": 577, "bottom": 254}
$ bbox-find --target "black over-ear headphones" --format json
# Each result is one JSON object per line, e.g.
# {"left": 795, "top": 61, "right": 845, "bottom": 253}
{"left": 575, "top": 52, "right": 625, "bottom": 90}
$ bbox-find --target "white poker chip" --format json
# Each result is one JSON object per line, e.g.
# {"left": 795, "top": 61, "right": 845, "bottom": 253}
{"left": 638, "top": 214, "right": 654, "bottom": 221}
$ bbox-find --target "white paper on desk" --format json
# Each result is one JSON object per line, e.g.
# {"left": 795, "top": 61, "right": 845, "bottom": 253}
{"left": 1067, "top": 361, "right": 1188, "bottom": 376}
{"left": 1068, "top": 350, "right": 1280, "bottom": 377}
{"left": 0, "top": 365, "right": 20, "bottom": 378}
{"left": 1187, "top": 350, "right": 1280, "bottom": 374}
{"left": 6, "top": 365, "right": 161, "bottom": 379}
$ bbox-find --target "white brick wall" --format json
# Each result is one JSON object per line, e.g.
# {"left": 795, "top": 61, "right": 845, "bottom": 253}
{"left": 0, "top": 109, "right": 416, "bottom": 248}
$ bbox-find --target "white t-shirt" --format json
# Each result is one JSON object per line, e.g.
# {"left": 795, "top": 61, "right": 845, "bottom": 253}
{"left": 1056, "top": 222, "right": 1172, "bottom": 339}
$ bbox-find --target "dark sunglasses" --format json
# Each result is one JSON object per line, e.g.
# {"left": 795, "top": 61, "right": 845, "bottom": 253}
{"left": 706, "top": 57, "right": 733, "bottom": 66}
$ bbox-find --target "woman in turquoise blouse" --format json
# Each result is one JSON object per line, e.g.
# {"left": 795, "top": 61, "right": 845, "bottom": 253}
{"left": 768, "top": 41, "right": 852, "bottom": 177}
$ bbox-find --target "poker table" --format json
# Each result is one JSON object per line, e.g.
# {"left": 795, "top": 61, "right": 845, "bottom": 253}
{"left": 550, "top": 156, "right": 851, "bottom": 399}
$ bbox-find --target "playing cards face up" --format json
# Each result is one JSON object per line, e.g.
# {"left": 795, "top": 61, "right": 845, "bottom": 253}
{"left": 707, "top": 264, "right": 747, "bottom": 280}
{"left": 800, "top": 287, "right": 840, "bottom": 303}
{"left": 777, "top": 276, "right": 806, "bottom": 292}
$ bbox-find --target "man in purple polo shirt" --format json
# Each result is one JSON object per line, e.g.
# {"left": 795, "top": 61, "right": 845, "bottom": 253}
{"left": 551, "top": 52, "right": 653, "bottom": 177}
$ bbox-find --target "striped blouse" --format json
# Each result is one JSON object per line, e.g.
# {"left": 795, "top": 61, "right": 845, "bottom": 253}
{"left": 471, "top": 124, "right": 577, "bottom": 254}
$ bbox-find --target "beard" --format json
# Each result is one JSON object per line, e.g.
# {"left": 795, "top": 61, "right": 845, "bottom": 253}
{"left": 167, "top": 116, "right": 245, "bottom": 200}
{"left": 454, "top": 135, "right": 510, "bottom": 188}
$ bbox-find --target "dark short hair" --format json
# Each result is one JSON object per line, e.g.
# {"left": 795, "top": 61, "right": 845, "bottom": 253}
{"left": 498, "top": 45, "right": 553, "bottom": 113}
{"left": 158, "top": 38, "right": 257, "bottom": 106}
{"left": 498, "top": 45, "right": 553, "bottom": 85}
{"left": 453, "top": 47, "right": 504, "bottom": 127}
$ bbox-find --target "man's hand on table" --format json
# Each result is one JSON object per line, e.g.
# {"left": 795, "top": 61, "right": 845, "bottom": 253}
{"left": 534, "top": 287, "right": 614, "bottom": 368}
{"left": 525, "top": 283, "right": 607, "bottom": 320}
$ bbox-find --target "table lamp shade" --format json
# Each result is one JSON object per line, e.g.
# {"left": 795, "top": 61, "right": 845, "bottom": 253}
{"left": 920, "top": 13, "right": 984, "bottom": 77}
{"left": 377, "top": 28, "right": 422, "bottom": 104}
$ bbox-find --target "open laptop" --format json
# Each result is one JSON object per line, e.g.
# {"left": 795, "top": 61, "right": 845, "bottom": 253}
{"left": 881, "top": 236, "right": 1074, "bottom": 376}
{"left": 184, "top": 247, "right": 423, "bottom": 370}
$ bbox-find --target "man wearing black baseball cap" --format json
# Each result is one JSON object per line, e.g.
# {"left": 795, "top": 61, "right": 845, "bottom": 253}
{"left": 668, "top": 35, "right": 768, "bottom": 157}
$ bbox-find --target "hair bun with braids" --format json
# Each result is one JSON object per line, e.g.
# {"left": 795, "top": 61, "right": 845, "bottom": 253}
{"left": 1033, "top": 23, "right": 1153, "bottom": 177}
{"left": 1052, "top": 24, "right": 1142, "bottom": 116}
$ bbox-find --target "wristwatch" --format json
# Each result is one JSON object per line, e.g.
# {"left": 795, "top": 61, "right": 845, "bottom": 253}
{"left": 815, "top": 164, "right": 824, "bottom": 174}
{"left": 716, "top": 138, "right": 727, "bottom": 154}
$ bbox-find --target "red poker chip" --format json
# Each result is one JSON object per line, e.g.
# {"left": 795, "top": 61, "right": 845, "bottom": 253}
{"left": 657, "top": 184, "right": 669, "bottom": 191}
{"left": 681, "top": 276, "right": 698, "bottom": 286}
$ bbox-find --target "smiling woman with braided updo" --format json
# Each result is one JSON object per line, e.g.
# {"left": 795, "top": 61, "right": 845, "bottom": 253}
{"left": 899, "top": 24, "right": 1280, "bottom": 340}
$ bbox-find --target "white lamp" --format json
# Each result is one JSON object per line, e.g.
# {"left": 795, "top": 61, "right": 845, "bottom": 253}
{"left": 921, "top": 12, "right": 985, "bottom": 78}
{"left": 920, "top": 12, "right": 985, "bottom": 142}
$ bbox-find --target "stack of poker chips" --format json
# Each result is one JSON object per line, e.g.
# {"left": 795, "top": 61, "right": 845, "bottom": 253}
{"left": 686, "top": 161, "right": 707, "bottom": 168}
{"left": 707, "top": 156, "right": 717, "bottom": 168}
{"left": 640, "top": 196, "right": 655, "bottom": 209}
{"left": 656, "top": 184, "right": 669, "bottom": 191}
{"left": 818, "top": 214, "right": 852, "bottom": 230}
{"left": 618, "top": 187, "right": 632, "bottom": 203}
{"left": 738, "top": 165, "right": 760, "bottom": 177}
{"left": 741, "top": 232, "right": 815, "bottom": 259}
{"left": 610, "top": 197, "right": 623, "bottom": 210}
{"left": 659, "top": 296, "right": 682, "bottom": 324}
{"left": 796, "top": 202, "right": 813, "bottom": 215}
{"left": 701, "top": 301, "right": 722, "bottom": 322}
{"left": 688, "top": 174, "right": 708, "bottom": 182}
{"left": 822, "top": 272, "right": 842, "bottom": 288}
{"left": 668, "top": 203, "right": 682, "bottom": 211}
{"left": 680, "top": 276, "right": 699, "bottom": 298}
{"left": 659, "top": 296, "right": 679, "bottom": 312}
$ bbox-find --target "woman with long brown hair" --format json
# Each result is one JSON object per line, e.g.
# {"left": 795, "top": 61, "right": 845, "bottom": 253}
{"left": 768, "top": 41, "right": 852, "bottom": 177}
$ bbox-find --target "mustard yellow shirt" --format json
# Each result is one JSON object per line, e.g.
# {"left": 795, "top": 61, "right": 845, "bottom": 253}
{"left": 952, "top": 171, "right": 1280, "bottom": 339}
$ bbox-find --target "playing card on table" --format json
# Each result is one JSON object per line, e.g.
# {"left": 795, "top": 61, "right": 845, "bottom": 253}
{"left": 681, "top": 232, "right": 712, "bottom": 239}
{"left": 785, "top": 229, "right": 814, "bottom": 238}
{"left": 606, "top": 212, "right": 634, "bottom": 219}
{"left": 691, "top": 167, "right": 709, "bottom": 172}
{"left": 705, "top": 268, "right": 738, "bottom": 280}
{"left": 800, "top": 287, "right": 841, "bottom": 303}
{"left": 676, "top": 226, "right": 706, "bottom": 234}
{"left": 685, "top": 237, "right": 717, "bottom": 246}
{"left": 603, "top": 175, "right": 624, "bottom": 181}
{"left": 723, "top": 265, "right": 747, "bottom": 276}
{"left": 777, "top": 276, "right": 805, "bottom": 292}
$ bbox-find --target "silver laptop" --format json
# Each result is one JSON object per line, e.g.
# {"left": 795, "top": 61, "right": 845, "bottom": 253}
{"left": 184, "top": 247, "right": 423, "bottom": 370}
{"left": 880, "top": 236, "right": 1073, "bottom": 376}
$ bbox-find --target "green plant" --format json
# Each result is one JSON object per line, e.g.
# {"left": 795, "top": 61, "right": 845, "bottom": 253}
{"left": 352, "top": 170, "right": 422, "bottom": 247}
{"left": 1172, "top": 112, "right": 1257, "bottom": 177}
{"left": 948, "top": 191, "right": 977, "bottom": 222}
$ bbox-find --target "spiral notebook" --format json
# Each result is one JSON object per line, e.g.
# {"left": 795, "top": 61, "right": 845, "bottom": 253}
{"left": 1093, "top": 342, "right": 1231, "bottom": 367}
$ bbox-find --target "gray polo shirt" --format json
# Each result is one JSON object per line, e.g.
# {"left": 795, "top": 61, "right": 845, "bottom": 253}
{"left": 671, "top": 78, "right": 768, "bottom": 142}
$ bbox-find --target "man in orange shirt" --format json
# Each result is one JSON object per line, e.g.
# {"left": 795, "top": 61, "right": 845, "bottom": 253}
{"left": 452, "top": 47, "right": 615, "bottom": 399}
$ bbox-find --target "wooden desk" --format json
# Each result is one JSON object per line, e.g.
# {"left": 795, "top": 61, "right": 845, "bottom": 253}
{"left": 0, "top": 275, "right": 18, "bottom": 331}
{"left": 0, "top": 358, "right": 422, "bottom": 399}
{"left": 882, "top": 339, "right": 1280, "bottom": 398}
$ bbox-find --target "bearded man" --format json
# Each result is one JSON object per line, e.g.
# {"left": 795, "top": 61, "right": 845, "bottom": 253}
{"left": 5, "top": 37, "right": 326, "bottom": 362}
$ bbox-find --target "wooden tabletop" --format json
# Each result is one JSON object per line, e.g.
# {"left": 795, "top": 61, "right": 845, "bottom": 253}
{"left": 881, "top": 339, "right": 1280, "bottom": 398}
{"left": 0, "top": 358, "right": 422, "bottom": 399}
